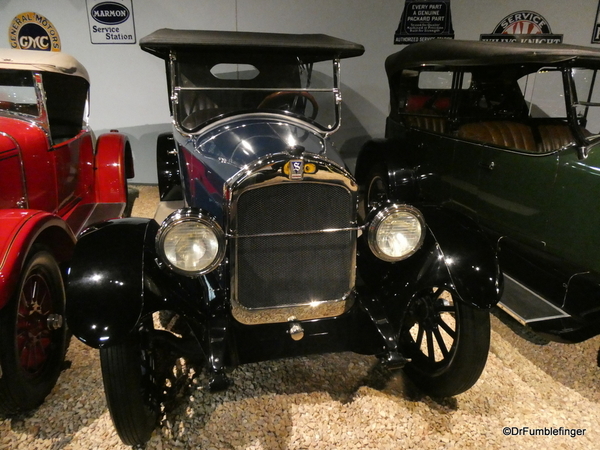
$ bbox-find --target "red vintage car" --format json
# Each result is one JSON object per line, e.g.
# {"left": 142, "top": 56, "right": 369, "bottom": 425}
{"left": 0, "top": 49, "right": 133, "bottom": 414}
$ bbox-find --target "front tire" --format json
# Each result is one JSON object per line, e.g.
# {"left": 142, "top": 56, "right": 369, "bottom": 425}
{"left": 0, "top": 248, "right": 67, "bottom": 415}
{"left": 399, "top": 287, "right": 490, "bottom": 397}
{"left": 100, "top": 329, "right": 161, "bottom": 446}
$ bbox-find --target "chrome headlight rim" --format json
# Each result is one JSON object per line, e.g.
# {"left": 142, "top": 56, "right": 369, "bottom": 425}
{"left": 156, "top": 208, "right": 226, "bottom": 277}
{"left": 367, "top": 204, "right": 425, "bottom": 262}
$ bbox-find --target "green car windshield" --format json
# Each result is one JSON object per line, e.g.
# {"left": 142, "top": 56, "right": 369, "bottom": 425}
{"left": 571, "top": 67, "right": 600, "bottom": 141}
{"left": 518, "top": 66, "right": 600, "bottom": 144}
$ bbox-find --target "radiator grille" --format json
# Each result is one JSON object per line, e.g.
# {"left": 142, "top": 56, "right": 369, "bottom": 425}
{"left": 234, "top": 182, "right": 355, "bottom": 310}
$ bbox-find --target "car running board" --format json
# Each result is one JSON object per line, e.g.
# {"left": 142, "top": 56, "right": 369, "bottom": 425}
{"left": 498, "top": 274, "right": 571, "bottom": 325}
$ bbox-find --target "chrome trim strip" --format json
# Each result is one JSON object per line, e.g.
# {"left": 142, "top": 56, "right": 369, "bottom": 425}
{"left": 179, "top": 111, "right": 328, "bottom": 140}
{"left": 227, "top": 226, "right": 359, "bottom": 239}
{"left": 332, "top": 58, "right": 342, "bottom": 133}
{"left": 177, "top": 87, "right": 334, "bottom": 93}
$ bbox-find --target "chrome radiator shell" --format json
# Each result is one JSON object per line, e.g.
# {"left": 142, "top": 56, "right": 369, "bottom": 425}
{"left": 226, "top": 154, "right": 358, "bottom": 325}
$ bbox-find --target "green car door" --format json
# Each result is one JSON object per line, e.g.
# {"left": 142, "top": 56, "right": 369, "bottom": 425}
{"left": 450, "top": 137, "right": 558, "bottom": 245}
{"left": 545, "top": 145, "right": 600, "bottom": 274}
{"left": 476, "top": 146, "right": 560, "bottom": 246}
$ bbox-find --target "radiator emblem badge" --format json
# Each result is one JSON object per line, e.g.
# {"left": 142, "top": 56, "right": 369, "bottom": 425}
{"left": 289, "top": 159, "right": 304, "bottom": 180}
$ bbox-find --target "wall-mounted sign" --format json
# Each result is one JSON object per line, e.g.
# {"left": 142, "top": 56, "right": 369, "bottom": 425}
{"left": 394, "top": 0, "right": 454, "bottom": 44}
{"left": 480, "top": 11, "right": 563, "bottom": 43}
{"left": 592, "top": 2, "right": 600, "bottom": 44}
{"left": 86, "top": 0, "right": 136, "bottom": 44}
{"left": 8, "top": 12, "right": 61, "bottom": 51}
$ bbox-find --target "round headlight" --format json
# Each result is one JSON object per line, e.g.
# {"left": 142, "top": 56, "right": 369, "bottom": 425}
{"left": 367, "top": 205, "right": 425, "bottom": 262}
{"left": 156, "top": 209, "right": 225, "bottom": 276}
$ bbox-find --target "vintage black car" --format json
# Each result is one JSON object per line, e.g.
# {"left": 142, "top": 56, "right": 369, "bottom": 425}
{"left": 356, "top": 39, "right": 600, "bottom": 345}
{"left": 66, "top": 30, "right": 501, "bottom": 446}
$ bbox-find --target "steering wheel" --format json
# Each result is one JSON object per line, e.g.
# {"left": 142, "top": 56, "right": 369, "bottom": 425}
{"left": 257, "top": 91, "right": 319, "bottom": 120}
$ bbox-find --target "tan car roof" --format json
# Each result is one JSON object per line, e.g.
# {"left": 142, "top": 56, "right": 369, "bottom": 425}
{"left": 0, "top": 48, "right": 89, "bottom": 82}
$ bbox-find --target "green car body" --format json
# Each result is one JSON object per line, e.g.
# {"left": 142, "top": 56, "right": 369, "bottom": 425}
{"left": 357, "top": 39, "right": 600, "bottom": 343}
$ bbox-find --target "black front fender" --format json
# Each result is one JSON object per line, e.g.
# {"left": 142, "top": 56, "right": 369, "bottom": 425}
{"left": 66, "top": 218, "right": 156, "bottom": 348}
{"left": 355, "top": 138, "right": 418, "bottom": 203}
{"left": 363, "top": 205, "right": 501, "bottom": 309}
{"left": 418, "top": 205, "right": 502, "bottom": 308}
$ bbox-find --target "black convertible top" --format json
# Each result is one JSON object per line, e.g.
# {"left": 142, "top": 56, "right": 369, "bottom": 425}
{"left": 386, "top": 39, "right": 600, "bottom": 78}
{"left": 140, "top": 28, "right": 364, "bottom": 62}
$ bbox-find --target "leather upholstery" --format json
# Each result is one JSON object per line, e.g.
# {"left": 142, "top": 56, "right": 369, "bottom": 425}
{"left": 405, "top": 114, "right": 447, "bottom": 134}
{"left": 457, "top": 121, "right": 537, "bottom": 152}
{"left": 537, "top": 124, "right": 575, "bottom": 152}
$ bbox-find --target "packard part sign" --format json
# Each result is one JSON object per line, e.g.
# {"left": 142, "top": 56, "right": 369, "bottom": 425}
{"left": 86, "top": 0, "right": 136, "bottom": 44}
{"left": 480, "top": 11, "right": 563, "bottom": 43}
{"left": 8, "top": 12, "right": 61, "bottom": 51}
{"left": 394, "top": 0, "right": 454, "bottom": 44}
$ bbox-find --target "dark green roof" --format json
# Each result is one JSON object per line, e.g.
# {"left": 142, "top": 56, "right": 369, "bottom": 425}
{"left": 386, "top": 39, "right": 600, "bottom": 78}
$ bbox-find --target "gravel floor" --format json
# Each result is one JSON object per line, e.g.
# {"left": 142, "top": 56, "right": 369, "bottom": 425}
{"left": 2, "top": 185, "right": 600, "bottom": 450}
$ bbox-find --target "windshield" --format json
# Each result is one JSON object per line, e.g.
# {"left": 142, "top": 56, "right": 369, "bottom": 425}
{"left": 518, "top": 68, "right": 567, "bottom": 119}
{"left": 173, "top": 52, "right": 339, "bottom": 133}
{"left": 0, "top": 69, "right": 39, "bottom": 117}
{"left": 518, "top": 66, "right": 600, "bottom": 142}
{"left": 571, "top": 67, "right": 600, "bottom": 140}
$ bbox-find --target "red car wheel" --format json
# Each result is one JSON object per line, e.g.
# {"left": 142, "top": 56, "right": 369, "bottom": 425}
{"left": 0, "top": 247, "right": 68, "bottom": 415}
{"left": 17, "top": 266, "right": 55, "bottom": 376}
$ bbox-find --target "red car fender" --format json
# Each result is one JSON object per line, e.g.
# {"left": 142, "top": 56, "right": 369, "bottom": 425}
{"left": 0, "top": 210, "right": 75, "bottom": 310}
{"left": 94, "top": 132, "right": 134, "bottom": 204}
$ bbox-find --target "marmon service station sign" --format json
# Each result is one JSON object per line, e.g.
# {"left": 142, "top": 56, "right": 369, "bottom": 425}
{"left": 86, "top": 0, "right": 136, "bottom": 44}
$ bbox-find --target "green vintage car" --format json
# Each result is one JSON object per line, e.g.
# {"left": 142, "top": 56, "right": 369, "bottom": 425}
{"left": 356, "top": 39, "right": 600, "bottom": 344}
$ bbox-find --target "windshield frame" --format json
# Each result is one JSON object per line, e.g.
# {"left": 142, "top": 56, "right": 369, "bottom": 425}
{"left": 167, "top": 51, "right": 342, "bottom": 137}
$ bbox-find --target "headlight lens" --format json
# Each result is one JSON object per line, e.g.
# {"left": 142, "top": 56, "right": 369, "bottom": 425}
{"left": 156, "top": 209, "right": 225, "bottom": 276}
{"left": 367, "top": 205, "right": 425, "bottom": 262}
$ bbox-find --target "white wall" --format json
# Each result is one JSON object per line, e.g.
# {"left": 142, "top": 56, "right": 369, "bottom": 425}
{"left": 1, "top": 0, "right": 598, "bottom": 182}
